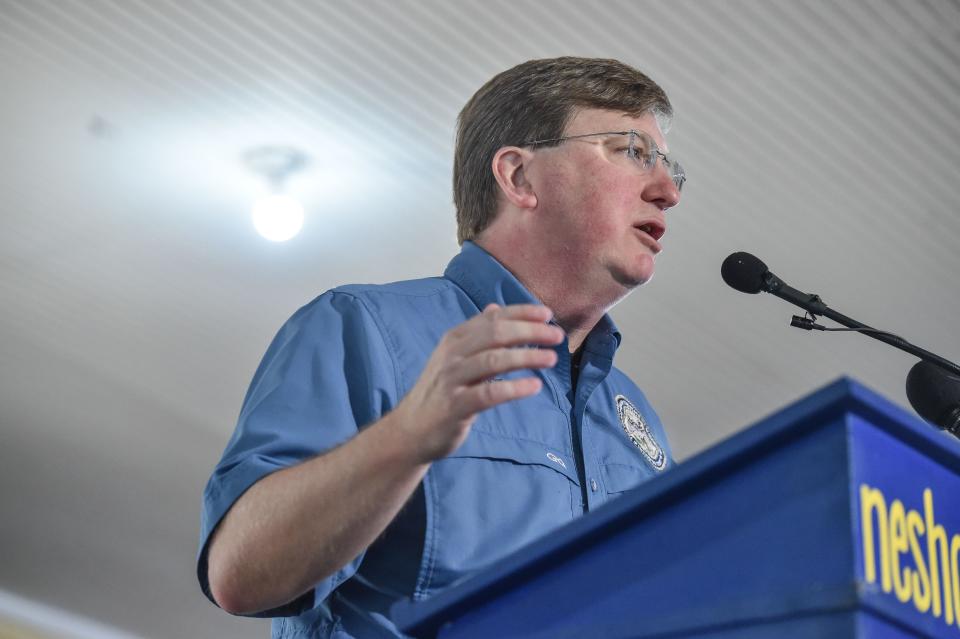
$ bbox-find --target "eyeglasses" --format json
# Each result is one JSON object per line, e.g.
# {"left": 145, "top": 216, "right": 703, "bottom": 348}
{"left": 519, "top": 129, "right": 686, "bottom": 192}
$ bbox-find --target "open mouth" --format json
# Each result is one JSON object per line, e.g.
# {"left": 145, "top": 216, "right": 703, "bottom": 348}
{"left": 635, "top": 221, "right": 665, "bottom": 242}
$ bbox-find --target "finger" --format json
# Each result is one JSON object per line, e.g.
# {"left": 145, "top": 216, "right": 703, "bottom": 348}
{"left": 485, "top": 303, "right": 553, "bottom": 323}
{"left": 452, "top": 308, "right": 564, "bottom": 352}
{"left": 452, "top": 376, "right": 544, "bottom": 417}
{"left": 451, "top": 320, "right": 563, "bottom": 357}
{"left": 448, "top": 304, "right": 553, "bottom": 342}
{"left": 450, "top": 346, "right": 558, "bottom": 386}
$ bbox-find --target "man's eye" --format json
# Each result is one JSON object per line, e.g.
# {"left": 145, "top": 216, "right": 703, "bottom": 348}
{"left": 623, "top": 147, "right": 654, "bottom": 165}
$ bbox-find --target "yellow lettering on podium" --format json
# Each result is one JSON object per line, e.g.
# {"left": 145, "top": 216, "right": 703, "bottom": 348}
{"left": 859, "top": 483, "right": 960, "bottom": 631}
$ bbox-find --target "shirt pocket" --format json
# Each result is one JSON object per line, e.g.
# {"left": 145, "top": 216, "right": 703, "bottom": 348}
{"left": 421, "top": 431, "right": 580, "bottom": 594}
{"left": 599, "top": 461, "right": 656, "bottom": 495}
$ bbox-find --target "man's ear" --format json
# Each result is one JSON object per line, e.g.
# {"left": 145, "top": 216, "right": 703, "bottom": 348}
{"left": 491, "top": 146, "right": 538, "bottom": 210}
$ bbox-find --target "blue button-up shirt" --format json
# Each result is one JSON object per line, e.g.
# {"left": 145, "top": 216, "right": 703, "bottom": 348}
{"left": 198, "top": 241, "right": 673, "bottom": 638}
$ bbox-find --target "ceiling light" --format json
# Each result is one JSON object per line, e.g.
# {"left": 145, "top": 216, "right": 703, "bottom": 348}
{"left": 243, "top": 146, "right": 309, "bottom": 242}
{"left": 251, "top": 194, "right": 304, "bottom": 242}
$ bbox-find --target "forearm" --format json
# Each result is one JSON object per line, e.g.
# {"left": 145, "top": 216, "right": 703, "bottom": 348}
{"left": 206, "top": 408, "right": 428, "bottom": 615}
{"left": 206, "top": 304, "right": 562, "bottom": 615}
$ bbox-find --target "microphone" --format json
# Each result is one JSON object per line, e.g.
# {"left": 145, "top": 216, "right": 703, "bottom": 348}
{"left": 720, "top": 252, "right": 827, "bottom": 315}
{"left": 906, "top": 361, "right": 960, "bottom": 437}
{"left": 720, "top": 251, "right": 767, "bottom": 294}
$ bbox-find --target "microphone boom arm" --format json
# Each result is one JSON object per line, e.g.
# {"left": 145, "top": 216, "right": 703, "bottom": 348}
{"left": 770, "top": 277, "right": 960, "bottom": 377}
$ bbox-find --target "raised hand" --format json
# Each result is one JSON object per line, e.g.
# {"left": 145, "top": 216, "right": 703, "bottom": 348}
{"left": 392, "top": 303, "right": 564, "bottom": 462}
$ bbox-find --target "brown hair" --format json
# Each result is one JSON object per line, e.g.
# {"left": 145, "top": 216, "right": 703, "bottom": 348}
{"left": 453, "top": 57, "right": 673, "bottom": 244}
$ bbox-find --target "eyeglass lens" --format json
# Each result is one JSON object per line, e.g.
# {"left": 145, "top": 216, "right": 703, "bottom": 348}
{"left": 627, "top": 131, "right": 685, "bottom": 191}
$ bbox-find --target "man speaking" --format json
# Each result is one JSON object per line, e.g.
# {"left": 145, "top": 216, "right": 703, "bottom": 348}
{"left": 198, "top": 56, "right": 685, "bottom": 637}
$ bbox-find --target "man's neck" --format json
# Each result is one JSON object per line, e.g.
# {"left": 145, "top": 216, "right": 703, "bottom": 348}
{"left": 529, "top": 281, "right": 607, "bottom": 354}
{"left": 474, "top": 238, "right": 623, "bottom": 354}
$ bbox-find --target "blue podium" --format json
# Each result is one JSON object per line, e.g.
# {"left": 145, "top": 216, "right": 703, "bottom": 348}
{"left": 392, "top": 378, "right": 960, "bottom": 638}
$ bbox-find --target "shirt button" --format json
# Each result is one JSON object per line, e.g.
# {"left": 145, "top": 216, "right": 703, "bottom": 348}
{"left": 590, "top": 479, "right": 598, "bottom": 492}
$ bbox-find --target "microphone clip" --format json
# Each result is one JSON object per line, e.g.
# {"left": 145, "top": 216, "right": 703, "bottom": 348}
{"left": 790, "top": 309, "right": 828, "bottom": 331}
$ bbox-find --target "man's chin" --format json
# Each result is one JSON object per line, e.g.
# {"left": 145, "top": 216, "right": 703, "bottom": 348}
{"left": 610, "top": 258, "right": 656, "bottom": 289}
{"left": 611, "top": 268, "right": 654, "bottom": 290}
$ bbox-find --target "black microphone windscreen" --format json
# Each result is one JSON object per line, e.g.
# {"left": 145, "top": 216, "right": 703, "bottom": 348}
{"left": 906, "top": 360, "right": 960, "bottom": 431}
{"left": 721, "top": 252, "right": 769, "bottom": 294}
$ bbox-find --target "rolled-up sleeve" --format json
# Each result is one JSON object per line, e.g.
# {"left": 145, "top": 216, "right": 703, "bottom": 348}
{"left": 197, "top": 290, "right": 399, "bottom": 617}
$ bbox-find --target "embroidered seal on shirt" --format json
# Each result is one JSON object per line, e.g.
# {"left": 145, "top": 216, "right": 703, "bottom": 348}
{"left": 615, "top": 394, "right": 666, "bottom": 471}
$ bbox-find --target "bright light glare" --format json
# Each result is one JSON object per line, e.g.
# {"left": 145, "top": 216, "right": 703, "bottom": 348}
{"left": 252, "top": 194, "right": 304, "bottom": 241}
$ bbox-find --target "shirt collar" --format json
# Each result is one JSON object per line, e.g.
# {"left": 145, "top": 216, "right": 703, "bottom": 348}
{"left": 444, "top": 241, "right": 538, "bottom": 309}
{"left": 444, "top": 241, "right": 622, "bottom": 349}
{"left": 586, "top": 313, "right": 622, "bottom": 353}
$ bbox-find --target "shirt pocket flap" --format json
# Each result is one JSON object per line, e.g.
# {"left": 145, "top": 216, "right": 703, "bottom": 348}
{"left": 448, "top": 430, "right": 579, "bottom": 486}
{"left": 600, "top": 462, "right": 654, "bottom": 494}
